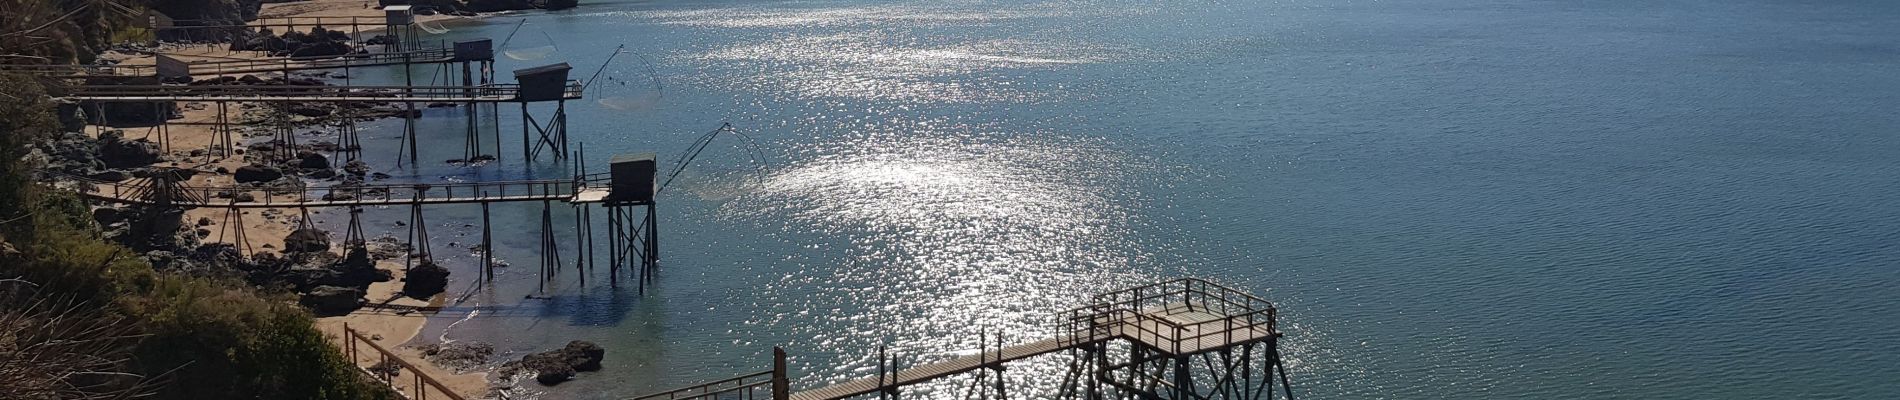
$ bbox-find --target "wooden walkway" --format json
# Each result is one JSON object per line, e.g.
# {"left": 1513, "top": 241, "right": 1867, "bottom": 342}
{"left": 790, "top": 335, "right": 1091, "bottom": 400}
{"left": 64, "top": 82, "right": 582, "bottom": 103}
{"left": 0, "top": 47, "right": 473, "bottom": 78}
{"left": 626, "top": 278, "right": 1284, "bottom": 400}
{"left": 183, "top": 47, "right": 473, "bottom": 76}
{"left": 57, "top": 172, "right": 621, "bottom": 209}
{"left": 789, "top": 304, "right": 1275, "bottom": 400}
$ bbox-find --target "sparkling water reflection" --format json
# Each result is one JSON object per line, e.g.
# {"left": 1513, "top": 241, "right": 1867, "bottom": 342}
{"left": 318, "top": 0, "right": 1900, "bottom": 399}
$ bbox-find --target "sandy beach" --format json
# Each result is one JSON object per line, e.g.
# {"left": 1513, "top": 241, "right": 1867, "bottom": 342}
{"left": 258, "top": 0, "right": 466, "bottom": 26}
{"left": 91, "top": 3, "right": 499, "bottom": 396}
{"left": 313, "top": 263, "right": 493, "bottom": 398}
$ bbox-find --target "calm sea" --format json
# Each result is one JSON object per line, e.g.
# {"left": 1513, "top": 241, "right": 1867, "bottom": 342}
{"left": 328, "top": 0, "right": 1900, "bottom": 398}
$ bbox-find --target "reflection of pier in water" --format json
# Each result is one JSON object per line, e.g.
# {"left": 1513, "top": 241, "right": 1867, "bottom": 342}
{"left": 633, "top": 278, "right": 1296, "bottom": 400}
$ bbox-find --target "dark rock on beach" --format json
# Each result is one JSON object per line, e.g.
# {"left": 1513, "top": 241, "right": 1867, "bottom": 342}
{"left": 300, "top": 285, "right": 365, "bottom": 316}
{"left": 296, "top": 151, "right": 330, "bottom": 169}
{"left": 98, "top": 131, "right": 160, "bottom": 168}
{"left": 402, "top": 260, "right": 450, "bottom": 299}
{"left": 234, "top": 164, "right": 283, "bottom": 183}
{"left": 419, "top": 341, "right": 496, "bottom": 372}
{"left": 93, "top": 207, "right": 126, "bottom": 226}
{"left": 283, "top": 228, "right": 331, "bottom": 253}
{"left": 89, "top": 169, "right": 131, "bottom": 182}
{"left": 501, "top": 341, "right": 606, "bottom": 386}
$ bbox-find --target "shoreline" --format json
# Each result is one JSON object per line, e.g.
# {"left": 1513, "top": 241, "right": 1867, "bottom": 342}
{"left": 94, "top": 1, "right": 508, "bottom": 397}
{"left": 257, "top": 1, "right": 500, "bottom": 396}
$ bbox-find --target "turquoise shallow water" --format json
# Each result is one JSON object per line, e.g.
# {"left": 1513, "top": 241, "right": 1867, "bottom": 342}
{"left": 325, "top": 0, "right": 1900, "bottom": 398}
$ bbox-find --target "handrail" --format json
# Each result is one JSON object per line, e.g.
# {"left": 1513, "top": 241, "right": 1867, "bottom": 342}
{"left": 343, "top": 324, "right": 469, "bottom": 400}
{"left": 628, "top": 348, "right": 789, "bottom": 400}
{"left": 1058, "top": 277, "right": 1278, "bottom": 355}
{"left": 185, "top": 47, "right": 469, "bottom": 76}
{"left": 48, "top": 171, "right": 608, "bottom": 208}
{"left": 0, "top": 63, "right": 159, "bottom": 77}
{"left": 66, "top": 81, "right": 584, "bottom": 102}
{"left": 630, "top": 371, "right": 774, "bottom": 400}
{"left": 162, "top": 16, "right": 394, "bottom": 30}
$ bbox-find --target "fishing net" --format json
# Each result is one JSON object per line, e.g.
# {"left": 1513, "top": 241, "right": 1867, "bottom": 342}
{"left": 499, "top": 23, "right": 559, "bottom": 61}
{"left": 589, "top": 48, "right": 665, "bottom": 112}
{"left": 503, "top": 46, "right": 557, "bottom": 61}
{"left": 416, "top": 20, "right": 452, "bottom": 34}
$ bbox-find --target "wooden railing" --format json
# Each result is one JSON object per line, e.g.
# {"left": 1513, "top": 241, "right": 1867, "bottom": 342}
{"left": 629, "top": 348, "right": 790, "bottom": 400}
{"left": 54, "top": 171, "right": 609, "bottom": 208}
{"left": 343, "top": 324, "right": 469, "bottom": 400}
{"left": 1060, "top": 277, "right": 1278, "bottom": 355}
{"left": 164, "top": 16, "right": 395, "bottom": 31}
{"left": 0, "top": 63, "right": 158, "bottom": 77}
{"left": 185, "top": 45, "right": 469, "bottom": 76}
{"left": 66, "top": 81, "right": 583, "bottom": 103}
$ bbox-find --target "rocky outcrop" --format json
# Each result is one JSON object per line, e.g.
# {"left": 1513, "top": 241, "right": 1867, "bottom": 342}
{"left": 296, "top": 151, "right": 330, "bottom": 169}
{"left": 283, "top": 228, "right": 331, "bottom": 253}
{"left": 418, "top": 341, "right": 495, "bottom": 372}
{"left": 336, "top": 247, "right": 393, "bottom": 287}
{"left": 300, "top": 285, "right": 365, "bottom": 316}
{"left": 276, "top": 249, "right": 390, "bottom": 293}
{"left": 97, "top": 130, "right": 160, "bottom": 168}
{"left": 230, "top": 27, "right": 359, "bottom": 58}
{"left": 501, "top": 341, "right": 605, "bottom": 386}
{"left": 402, "top": 261, "right": 450, "bottom": 299}
{"left": 114, "top": 206, "right": 197, "bottom": 252}
{"left": 233, "top": 164, "right": 283, "bottom": 183}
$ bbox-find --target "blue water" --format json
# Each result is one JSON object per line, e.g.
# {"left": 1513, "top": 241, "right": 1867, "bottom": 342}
{"left": 325, "top": 0, "right": 1900, "bottom": 398}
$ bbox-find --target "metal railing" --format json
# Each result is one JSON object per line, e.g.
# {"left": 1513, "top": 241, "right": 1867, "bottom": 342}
{"left": 629, "top": 348, "right": 789, "bottom": 400}
{"left": 343, "top": 324, "right": 469, "bottom": 400}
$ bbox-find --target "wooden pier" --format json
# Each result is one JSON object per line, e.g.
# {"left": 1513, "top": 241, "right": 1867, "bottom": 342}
{"left": 54, "top": 171, "right": 604, "bottom": 209}
{"left": 1, "top": 45, "right": 484, "bottom": 79}
{"left": 49, "top": 162, "right": 659, "bottom": 293}
{"left": 64, "top": 82, "right": 580, "bottom": 103}
{"left": 634, "top": 278, "right": 1295, "bottom": 400}
{"left": 178, "top": 45, "right": 485, "bottom": 77}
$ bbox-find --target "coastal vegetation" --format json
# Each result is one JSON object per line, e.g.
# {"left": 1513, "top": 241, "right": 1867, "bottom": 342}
{"left": 0, "top": 1, "right": 398, "bottom": 399}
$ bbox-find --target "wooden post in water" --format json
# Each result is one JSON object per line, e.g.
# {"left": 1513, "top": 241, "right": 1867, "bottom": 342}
{"left": 773, "top": 347, "right": 790, "bottom": 400}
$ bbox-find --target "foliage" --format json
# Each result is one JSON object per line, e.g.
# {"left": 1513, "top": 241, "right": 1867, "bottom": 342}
{"left": 0, "top": 0, "right": 144, "bottom": 64}
{"left": 0, "top": 280, "right": 157, "bottom": 400}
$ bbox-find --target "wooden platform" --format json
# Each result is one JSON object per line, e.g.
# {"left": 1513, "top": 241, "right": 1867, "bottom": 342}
{"left": 789, "top": 304, "right": 1274, "bottom": 400}
{"left": 1107, "top": 303, "right": 1278, "bottom": 356}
